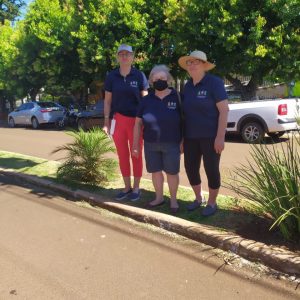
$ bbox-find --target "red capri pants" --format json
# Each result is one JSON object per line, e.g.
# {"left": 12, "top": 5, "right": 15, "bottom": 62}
{"left": 112, "top": 113, "right": 143, "bottom": 177}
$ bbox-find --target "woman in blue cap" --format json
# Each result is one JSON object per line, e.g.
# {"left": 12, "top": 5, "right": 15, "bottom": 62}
{"left": 103, "top": 44, "right": 148, "bottom": 201}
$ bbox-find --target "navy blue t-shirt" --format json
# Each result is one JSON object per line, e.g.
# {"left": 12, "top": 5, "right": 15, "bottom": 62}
{"left": 183, "top": 73, "right": 227, "bottom": 138}
{"left": 137, "top": 88, "right": 182, "bottom": 143}
{"left": 104, "top": 67, "right": 148, "bottom": 117}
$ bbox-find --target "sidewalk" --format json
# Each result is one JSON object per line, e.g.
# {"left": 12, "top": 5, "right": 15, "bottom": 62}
{"left": 1, "top": 167, "right": 299, "bottom": 276}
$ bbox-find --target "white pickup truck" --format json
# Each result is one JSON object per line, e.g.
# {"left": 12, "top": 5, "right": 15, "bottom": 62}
{"left": 227, "top": 98, "right": 299, "bottom": 143}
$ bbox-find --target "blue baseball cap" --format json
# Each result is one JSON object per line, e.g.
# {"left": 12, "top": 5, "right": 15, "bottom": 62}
{"left": 117, "top": 44, "right": 133, "bottom": 53}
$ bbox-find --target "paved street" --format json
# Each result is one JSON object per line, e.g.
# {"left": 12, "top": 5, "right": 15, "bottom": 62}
{"left": 0, "top": 174, "right": 299, "bottom": 299}
{"left": 0, "top": 125, "right": 274, "bottom": 196}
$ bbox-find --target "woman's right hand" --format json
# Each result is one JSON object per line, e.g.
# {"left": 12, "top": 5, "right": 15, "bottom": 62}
{"left": 103, "top": 124, "right": 110, "bottom": 136}
{"left": 103, "top": 118, "right": 111, "bottom": 136}
{"left": 103, "top": 91, "right": 112, "bottom": 136}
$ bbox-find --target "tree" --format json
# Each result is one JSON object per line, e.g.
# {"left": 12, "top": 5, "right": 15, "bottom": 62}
{"left": 0, "top": 20, "right": 20, "bottom": 111}
{"left": 69, "top": 0, "right": 178, "bottom": 78}
{"left": 15, "top": 0, "right": 103, "bottom": 105}
{"left": 0, "top": 0, "right": 25, "bottom": 24}
{"left": 9, "top": 0, "right": 82, "bottom": 101}
{"left": 0, "top": 0, "right": 180, "bottom": 105}
{"left": 166, "top": 0, "right": 300, "bottom": 100}
{"left": 3, "top": 0, "right": 298, "bottom": 103}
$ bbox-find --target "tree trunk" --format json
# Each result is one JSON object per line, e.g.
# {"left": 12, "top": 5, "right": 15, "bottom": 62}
{"left": 226, "top": 75, "right": 258, "bottom": 101}
{"left": 9, "top": 97, "right": 15, "bottom": 111}
{"left": 79, "top": 87, "right": 89, "bottom": 109}
{"left": 0, "top": 91, "right": 5, "bottom": 112}
{"left": 29, "top": 88, "right": 39, "bottom": 101}
{"left": 239, "top": 84, "right": 258, "bottom": 101}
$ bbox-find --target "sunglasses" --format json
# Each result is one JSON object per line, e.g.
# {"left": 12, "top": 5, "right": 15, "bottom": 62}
{"left": 118, "top": 52, "right": 133, "bottom": 58}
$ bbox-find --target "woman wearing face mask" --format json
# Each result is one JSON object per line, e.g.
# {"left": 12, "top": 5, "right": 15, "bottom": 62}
{"left": 132, "top": 65, "right": 182, "bottom": 213}
{"left": 104, "top": 44, "right": 148, "bottom": 202}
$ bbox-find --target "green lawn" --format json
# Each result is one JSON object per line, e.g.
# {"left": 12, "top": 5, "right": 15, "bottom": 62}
{"left": 0, "top": 150, "right": 266, "bottom": 233}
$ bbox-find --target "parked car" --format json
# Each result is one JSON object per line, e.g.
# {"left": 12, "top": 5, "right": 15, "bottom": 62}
{"left": 76, "top": 100, "right": 104, "bottom": 130}
{"left": 227, "top": 98, "right": 299, "bottom": 143}
{"left": 8, "top": 101, "right": 64, "bottom": 129}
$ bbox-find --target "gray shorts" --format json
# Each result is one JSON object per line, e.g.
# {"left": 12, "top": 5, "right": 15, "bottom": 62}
{"left": 144, "top": 142, "right": 180, "bottom": 175}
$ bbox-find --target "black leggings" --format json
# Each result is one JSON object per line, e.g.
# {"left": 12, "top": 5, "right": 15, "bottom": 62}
{"left": 184, "top": 138, "right": 221, "bottom": 189}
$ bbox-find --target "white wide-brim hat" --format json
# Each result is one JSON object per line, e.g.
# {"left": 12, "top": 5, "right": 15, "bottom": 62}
{"left": 178, "top": 50, "right": 215, "bottom": 71}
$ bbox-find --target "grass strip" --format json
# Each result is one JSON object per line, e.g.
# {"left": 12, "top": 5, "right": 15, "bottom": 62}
{"left": 0, "top": 150, "right": 266, "bottom": 234}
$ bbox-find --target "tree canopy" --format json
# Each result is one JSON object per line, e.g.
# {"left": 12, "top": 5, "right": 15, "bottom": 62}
{"left": 0, "top": 0, "right": 299, "bottom": 104}
{"left": 0, "top": 0, "right": 25, "bottom": 24}
{"left": 166, "top": 0, "right": 300, "bottom": 99}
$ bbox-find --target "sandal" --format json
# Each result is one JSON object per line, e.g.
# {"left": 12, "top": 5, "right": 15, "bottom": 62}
{"left": 170, "top": 206, "right": 179, "bottom": 214}
{"left": 145, "top": 200, "right": 165, "bottom": 209}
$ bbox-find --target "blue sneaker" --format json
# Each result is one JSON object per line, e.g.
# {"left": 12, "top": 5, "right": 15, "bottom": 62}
{"left": 202, "top": 204, "right": 218, "bottom": 216}
{"left": 187, "top": 197, "right": 206, "bottom": 212}
{"left": 115, "top": 189, "right": 132, "bottom": 201}
{"left": 128, "top": 190, "right": 141, "bottom": 202}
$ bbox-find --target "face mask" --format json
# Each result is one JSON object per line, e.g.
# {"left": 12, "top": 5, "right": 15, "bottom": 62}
{"left": 153, "top": 79, "right": 168, "bottom": 91}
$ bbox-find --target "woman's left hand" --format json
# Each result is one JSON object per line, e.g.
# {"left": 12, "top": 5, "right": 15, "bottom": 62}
{"left": 132, "top": 148, "right": 140, "bottom": 158}
{"left": 214, "top": 136, "right": 225, "bottom": 154}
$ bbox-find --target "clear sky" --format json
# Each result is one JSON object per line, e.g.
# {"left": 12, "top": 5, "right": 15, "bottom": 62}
{"left": 19, "top": 0, "right": 33, "bottom": 18}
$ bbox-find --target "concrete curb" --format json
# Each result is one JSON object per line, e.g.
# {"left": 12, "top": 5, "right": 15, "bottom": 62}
{"left": 1, "top": 168, "right": 299, "bottom": 276}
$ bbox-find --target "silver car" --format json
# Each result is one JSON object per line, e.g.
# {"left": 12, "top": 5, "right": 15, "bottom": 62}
{"left": 8, "top": 101, "right": 64, "bottom": 129}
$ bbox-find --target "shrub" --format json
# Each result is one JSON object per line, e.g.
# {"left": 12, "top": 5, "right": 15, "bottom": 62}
{"left": 226, "top": 131, "right": 300, "bottom": 241}
{"left": 52, "top": 128, "right": 117, "bottom": 184}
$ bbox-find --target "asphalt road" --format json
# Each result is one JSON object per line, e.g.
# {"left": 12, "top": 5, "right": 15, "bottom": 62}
{"left": 1, "top": 174, "right": 298, "bottom": 299}
{"left": 0, "top": 125, "right": 297, "bottom": 197}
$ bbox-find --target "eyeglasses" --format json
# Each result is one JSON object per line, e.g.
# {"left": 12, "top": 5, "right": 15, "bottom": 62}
{"left": 118, "top": 53, "right": 133, "bottom": 58}
{"left": 186, "top": 59, "right": 205, "bottom": 66}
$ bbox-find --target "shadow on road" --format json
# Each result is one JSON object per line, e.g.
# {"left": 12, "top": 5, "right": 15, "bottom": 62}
{"left": 1, "top": 170, "right": 299, "bottom": 254}
{"left": 225, "top": 134, "right": 289, "bottom": 144}
{"left": 2, "top": 171, "right": 300, "bottom": 296}
{"left": 0, "top": 157, "right": 40, "bottom": 169}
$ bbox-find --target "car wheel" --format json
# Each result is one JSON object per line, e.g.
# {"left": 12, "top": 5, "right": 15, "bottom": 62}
{"left": 241, "top": 122, "right": 265, "bottom": 143}
{"left": 31, "top": 117, "right": 39, "bottom": 129}
{"left": 267, "top": 131, "right": 285, "bottom": 139}
{"left": 77, "top": 118, "right": 87, "bottom": 131}
{"left": 8, "top": 117, "right": 15, "bottom": 128}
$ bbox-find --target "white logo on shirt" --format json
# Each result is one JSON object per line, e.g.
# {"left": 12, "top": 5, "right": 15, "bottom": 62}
{"left": 130, "top": 81, "right": 138, "bottom": 88}
{"left": 197, "top": 90, "right": 207, "bottom": 98}
{"left": 167, "top": 101, "right": 177, "bottom": 109}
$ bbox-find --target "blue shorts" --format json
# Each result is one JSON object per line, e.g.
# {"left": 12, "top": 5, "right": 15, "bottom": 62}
{"left": 144, "top": 142, "right": 180, "bottom": 175}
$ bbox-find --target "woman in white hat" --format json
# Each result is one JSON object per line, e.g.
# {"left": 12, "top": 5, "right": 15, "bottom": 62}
{"left": 178, "top": 50, "right": 229, "bottom": 216}
{"left": 103, "top": 44, "right": 148, "bottom": 202}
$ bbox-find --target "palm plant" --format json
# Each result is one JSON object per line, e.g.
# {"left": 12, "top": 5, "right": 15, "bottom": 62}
{"left": 52, "top": 128, "right": 117, "bottom": 184}
{"left": 226, "top": 130, "right": 300, "bottom": 241}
